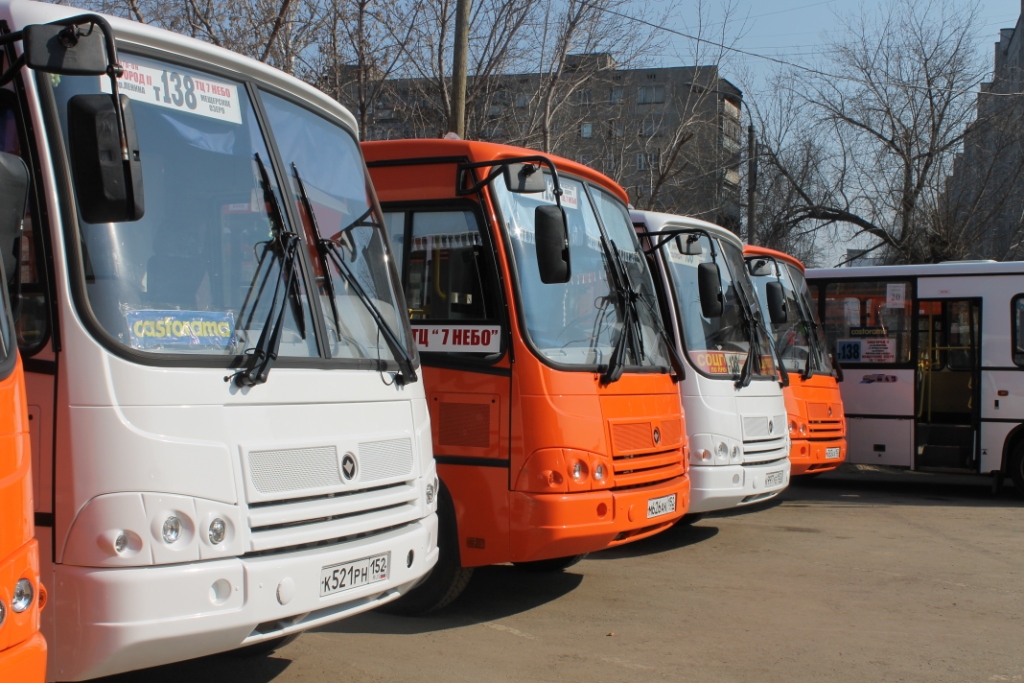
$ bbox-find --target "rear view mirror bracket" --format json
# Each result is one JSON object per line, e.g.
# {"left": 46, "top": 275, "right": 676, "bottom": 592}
{"left": 457, "top": 154, "right": 564, "bottom": 209}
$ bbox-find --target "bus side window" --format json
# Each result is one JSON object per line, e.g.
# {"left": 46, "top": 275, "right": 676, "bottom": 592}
{"left": 383, "top": 211, "right": 405, "bottom": 278}
{"left": 1012, "top": 295, "right": 1024, "bottom": 367}
{"left": 404, "top": 209, "right": 497, "bottom": 324}
{"left": 823, "top": 280, "right": 912, "bottom": 365}
{"left": 0, "top": 89, "right": 49, "bottom": 355}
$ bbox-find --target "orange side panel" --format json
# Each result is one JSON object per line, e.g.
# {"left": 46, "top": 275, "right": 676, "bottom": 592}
{"left": 440, "top": 464, "right": 510, "bottom": 567}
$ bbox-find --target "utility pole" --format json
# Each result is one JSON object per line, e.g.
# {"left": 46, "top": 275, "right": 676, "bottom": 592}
{"left": 450, "top": 0, "right": 471, "bottom": 138}
{"left": 747, "top": 123, "right": 758, "bottom": 245}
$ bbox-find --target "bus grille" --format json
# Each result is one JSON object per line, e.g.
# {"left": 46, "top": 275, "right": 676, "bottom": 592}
{"left": 807, "top": 403, "right": 845, "bottom": 439}
{"left": 610, "top": 448, "right": 684, "bottom": 489}
{"left": 244, "top": 482, "right": 422, "bottom": 554}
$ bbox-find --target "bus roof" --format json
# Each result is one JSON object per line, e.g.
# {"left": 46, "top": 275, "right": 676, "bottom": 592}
{"left": 362, "top": 138, "right": 629, "bottom": 204}
{"left": 7, "top": 0, "right": 359, "bottom": 132}
{"left": 629, "top": 209, "right": 742, "bottom": 249}
{"left": 806, "top": 260, "right": 1024, "bottom": 280}
{"left": 744, "top": 244, "right": 805, "bottom": 273}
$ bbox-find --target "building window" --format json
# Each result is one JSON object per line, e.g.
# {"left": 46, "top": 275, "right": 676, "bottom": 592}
{"left": 637, "top": 85, "right": 665, "bottom": 105}
{"left": 604, "top": 154, "right": 618, "bottom": 174}
{"left": 514, "top": 92, "right": 530, "bottom": 108}
{"left": 580, "top": 122, "right": 594, "bottom": 138}
{"left": 577, "top": 89, "right": 593, "bottom": 106}
{"left": 608, "top": 120, "right": 624, "bottom": 138}
{"left": 609, "top": 87, "right": 624, "bottom": 104}
{"left": 640, "top": 119, "right": 662, "bottom": 137}
{"left": 636, "top": 152, "right": 659, "bottom": 171}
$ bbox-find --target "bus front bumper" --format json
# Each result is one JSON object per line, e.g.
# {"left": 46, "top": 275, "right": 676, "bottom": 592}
{"left": 50, "top": 515, "right": 437, "bottom": 682}
{"left": 507, "top": 475, "right": 690, "bottom": 562}
{"left": 687, "top": 460, "right": 790, "bottom": 514}
{"left": 0, "top": 632, "right": 46, "bottom": 683}
{"left": 790, "top": 438, "right": 846, "bottom": 476}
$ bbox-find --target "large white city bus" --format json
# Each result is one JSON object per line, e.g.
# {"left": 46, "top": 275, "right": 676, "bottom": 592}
{"left": 0, "top": 2, "right": 438, "bottom": 679}
{"left": 806, "top": 260, "right": 1024, "bottom": 494}
{"left": 632, "top": 211, "right": 790, "bottom": 512}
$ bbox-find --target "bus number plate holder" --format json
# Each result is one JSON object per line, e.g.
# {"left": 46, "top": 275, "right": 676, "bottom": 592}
{"left": 647, "top": 494, "right": 677, "bottom": 518}
{"left": 320, "top": 553, "right": 390, "bottom": 597}
{"left": 764, "top": 471, "right": 785, "bottom": 488}
{"left": 825, "top": 447, "right": 841, "bottom": 459}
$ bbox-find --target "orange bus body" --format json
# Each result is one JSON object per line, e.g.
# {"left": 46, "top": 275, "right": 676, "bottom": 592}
{"left": 0, "top": 351, "right": 45, "bottom": 681}
{"left": 364, "top": 139, "right": 689, "bottom": 567}
{"left": 745, "top": 245, "right": 847, "bottom": 475}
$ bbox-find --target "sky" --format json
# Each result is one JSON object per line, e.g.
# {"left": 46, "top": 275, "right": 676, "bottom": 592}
{"left": 625, "top": 0, "right": 1023, "bottom": 95}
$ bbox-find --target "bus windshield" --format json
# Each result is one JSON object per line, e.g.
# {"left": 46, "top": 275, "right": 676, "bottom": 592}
{"left": 492, "top": 173, "right": 670, "bottom": 371}
{"left": 664, "top": 236, "right": 775, "bottom": 378}
{"left": 51, "top": 53, "right": 403, "bottom": 363}
{"left": 750, "top": 260, "right": 832, "bottom": 376}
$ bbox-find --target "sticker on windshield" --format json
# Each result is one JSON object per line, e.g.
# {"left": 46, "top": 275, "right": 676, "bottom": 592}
{"left": 126, "top": 310, "right": 236, "bottom": 351}
{"left": 412, "top": 325, "right": 500, "bottom": 353}
{"left": 536, "top": 182, "right": 578, "bottom": 210}
{"left": 101, "top": 59, "right": 243, "bottom": 124}
{"left": 692, "top": 350, "right": 745, "bottom": 375}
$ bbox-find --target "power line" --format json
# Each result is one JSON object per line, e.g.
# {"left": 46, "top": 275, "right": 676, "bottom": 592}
{"left": 579, "top": 0, "right": 1024, "bottom": 98}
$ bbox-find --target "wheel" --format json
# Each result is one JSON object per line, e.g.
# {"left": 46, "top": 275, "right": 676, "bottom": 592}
{"left": 228, "top": 633, "right": 299, "bottom": 657}
{"left": 674, "top": 513, "right": 704, "bottom": 526}
{"left": 1009, "top": 447, "right": 1024, "bottom": 497}
{"left": 512, "top": 553, "right": 588, "bottom": 572}
{"left": 376, "top": 483, "right": 473, "bottom": 615}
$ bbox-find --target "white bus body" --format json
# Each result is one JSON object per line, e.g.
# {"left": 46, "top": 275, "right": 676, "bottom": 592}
{"left": 632, "top": 211, "right": 790, "bottom": 512}
{"left": 0, "top": 2, "right": 437, "bottom": 679}
{"left": 806, "top": 261, "right": 1024, "bottom": 491}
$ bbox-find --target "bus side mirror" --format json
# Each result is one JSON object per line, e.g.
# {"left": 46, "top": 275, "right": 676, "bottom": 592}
{"left": 67, "top": 94, "right": 145, "bottom": 223}
{"left": 23, "top": 23, "right": 109, "bottom": 75}
{"left": 0, "top": 152, "right": 29, "bottom": 282}
{"left": 535, "top": 205, "right": 570, "bottom": 284}
{"left": 697, "top": 262, "right": 723, "bottom": 318}
{"left": 677, "top": 234, "right": 702, "bottom": 255}
{"left": 765, "top": 281, "right": 788, "bottom": 324}
{"left": 503, "top": 163, "right": 546, "bottom": 193}
{"left": 748, "top": 258, "right": 772, "bottom": 277}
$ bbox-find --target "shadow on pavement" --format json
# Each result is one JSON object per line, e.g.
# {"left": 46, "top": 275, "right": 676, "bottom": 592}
{"left": 320, "top": 563, "right": 583, "bottom": 636}
{"left": 587, "top": 521, "right": 719, "bottom": 560}
{"left": 93, "top": 651, "right": 292, "bottom": 683}
{"left": 781, "top": 466, "right": 1024, "bottom": 508}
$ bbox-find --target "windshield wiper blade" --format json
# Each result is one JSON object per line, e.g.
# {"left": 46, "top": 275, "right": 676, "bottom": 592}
{"left": 230, "top": 153, "right": 307, "bottom": 387}
{"left": 599, "top": 237, "right": 643, "bottom": 384}
{"left": 291, "top": 163, "right": 417, "bottom": 385}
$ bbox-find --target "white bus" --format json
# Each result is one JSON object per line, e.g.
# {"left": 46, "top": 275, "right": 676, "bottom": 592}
{"left": 632, "top": 211, "right": 790, "bottom": 512}
{"left": 0, "top": 2, "right": 437, "bottom": 679}
{"left": 806, "top": 261, "right": 1024, "bottom": 493}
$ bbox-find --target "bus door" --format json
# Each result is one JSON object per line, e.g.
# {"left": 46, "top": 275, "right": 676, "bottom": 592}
{"left": 915, "top": 299, "right": 981, "bottom": 471}
{"left": 383, "top": 204, "right": 513, "bottom": 563}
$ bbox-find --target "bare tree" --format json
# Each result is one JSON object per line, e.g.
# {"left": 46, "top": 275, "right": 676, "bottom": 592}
{"left": 756, "top": 0, "right": 992, "bottom": 264}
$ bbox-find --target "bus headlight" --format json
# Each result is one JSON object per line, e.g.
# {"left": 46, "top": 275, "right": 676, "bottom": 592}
{"left": 12, "top": 579, "right": 33, "bottom": 613}
{"left": 425, "top": 477, "right": 438, "bottom": 505}
{"left": 731, "top": 445, "right": 742, "bottom": 461}
{"left": 114, "top": 532, "right": 129, "bottom": 554}
{"left": 162, "top": 516, "right": 183, "bottom": 544}
{"left": 208, "top": 518, "right": 227, "bottom": 545}
{"left": 594, "top": 463, "right": 606, "bottom": 481}
{"left": 0, "top": 598, "right": 5, "bottom": 627}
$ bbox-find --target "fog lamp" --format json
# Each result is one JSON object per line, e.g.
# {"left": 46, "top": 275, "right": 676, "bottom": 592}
{"left": 209, "top": 518, "right": 227, "bottom": 545}
{"left": 12, "top": 579, "right": 33, "bottom": 613}
{"left": 162, "top": 516, "right": 182, "bottom": 544}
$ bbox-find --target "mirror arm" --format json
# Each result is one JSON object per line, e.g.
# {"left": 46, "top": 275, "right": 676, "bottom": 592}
{"left": 637, "top": 227, "right": 718, "bottom": 260}
{"left": 0, "top": 53, "right": 24, "bottom": 87}
{"left": 456, "top": 154, "right": 563, "bottom": 207}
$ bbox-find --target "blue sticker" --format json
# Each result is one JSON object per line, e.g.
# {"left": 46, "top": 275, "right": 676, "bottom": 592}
{"left": 126, "top": 310, "right": 235, "bottom": 351}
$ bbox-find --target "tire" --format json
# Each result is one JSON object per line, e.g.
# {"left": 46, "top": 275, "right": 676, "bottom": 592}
{"left": 512, "top": 553, "right": 588, "bottom": 573}
{"left": 228, "top": 633, "right": 299, "bottom": 658}
{"left": 1009, "top": 447, "right": 1024, "bottom": 497}
{"left": 675, "top": 513, "right": 704, "bottom": 526}
{"left": 376, "top": 483, "right": 473, "bottom": 615}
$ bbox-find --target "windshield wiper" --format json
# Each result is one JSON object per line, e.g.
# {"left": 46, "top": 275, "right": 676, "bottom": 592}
{"left": 598, "top": 237, "right": 644, "bottom": 384}
{"left": 229, "top": 153, "right": 307, "bottom": 387}
{"left": 291, "top": 163, "right": 417, "bottom": 386}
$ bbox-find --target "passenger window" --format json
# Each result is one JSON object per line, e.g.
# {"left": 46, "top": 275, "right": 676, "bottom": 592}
{"left": 0, "top": 89, "right": 48, "bottom": 355}
{"left": 1013, "top": 296, "right": 1024, "bottom": 366}
{"left": 823, "top": 280, "right": 913, "bottom": 365}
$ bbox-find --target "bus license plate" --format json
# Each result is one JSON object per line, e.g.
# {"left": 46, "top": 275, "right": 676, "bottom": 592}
{"left": 826, "top": 447, "right": 841, "bottom": 459}
{"left": 320, "top": 553, "right": 389, "bottom": 597}
{"left": 764, "top": 471, "right": 785, "bottom": 488}
{"left": 647, "top": 494, "right": 677, "bottom": 518}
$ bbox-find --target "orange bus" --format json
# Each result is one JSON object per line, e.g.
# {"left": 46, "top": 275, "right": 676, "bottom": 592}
{"left": 363, "top": 139, "right": 690, "bottom": 612}
{"left": 0, "top": 152, "right": 45, "bottom": 679}
{"left": 745, "top": 246, "right": 846, "bottom": 475}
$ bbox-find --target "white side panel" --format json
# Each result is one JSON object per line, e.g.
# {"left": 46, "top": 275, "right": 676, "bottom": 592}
{"left": 981, "top": 421, "right": 1014, "bottom": 474}
{"left": 846, "top": 417, "right": 913, "bottom": 466}
{"left": 981, "top": 370, "right": 1024, "bottom": 420}
{"left": 837, "top": 368, "right": 915, "bottom": 417}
